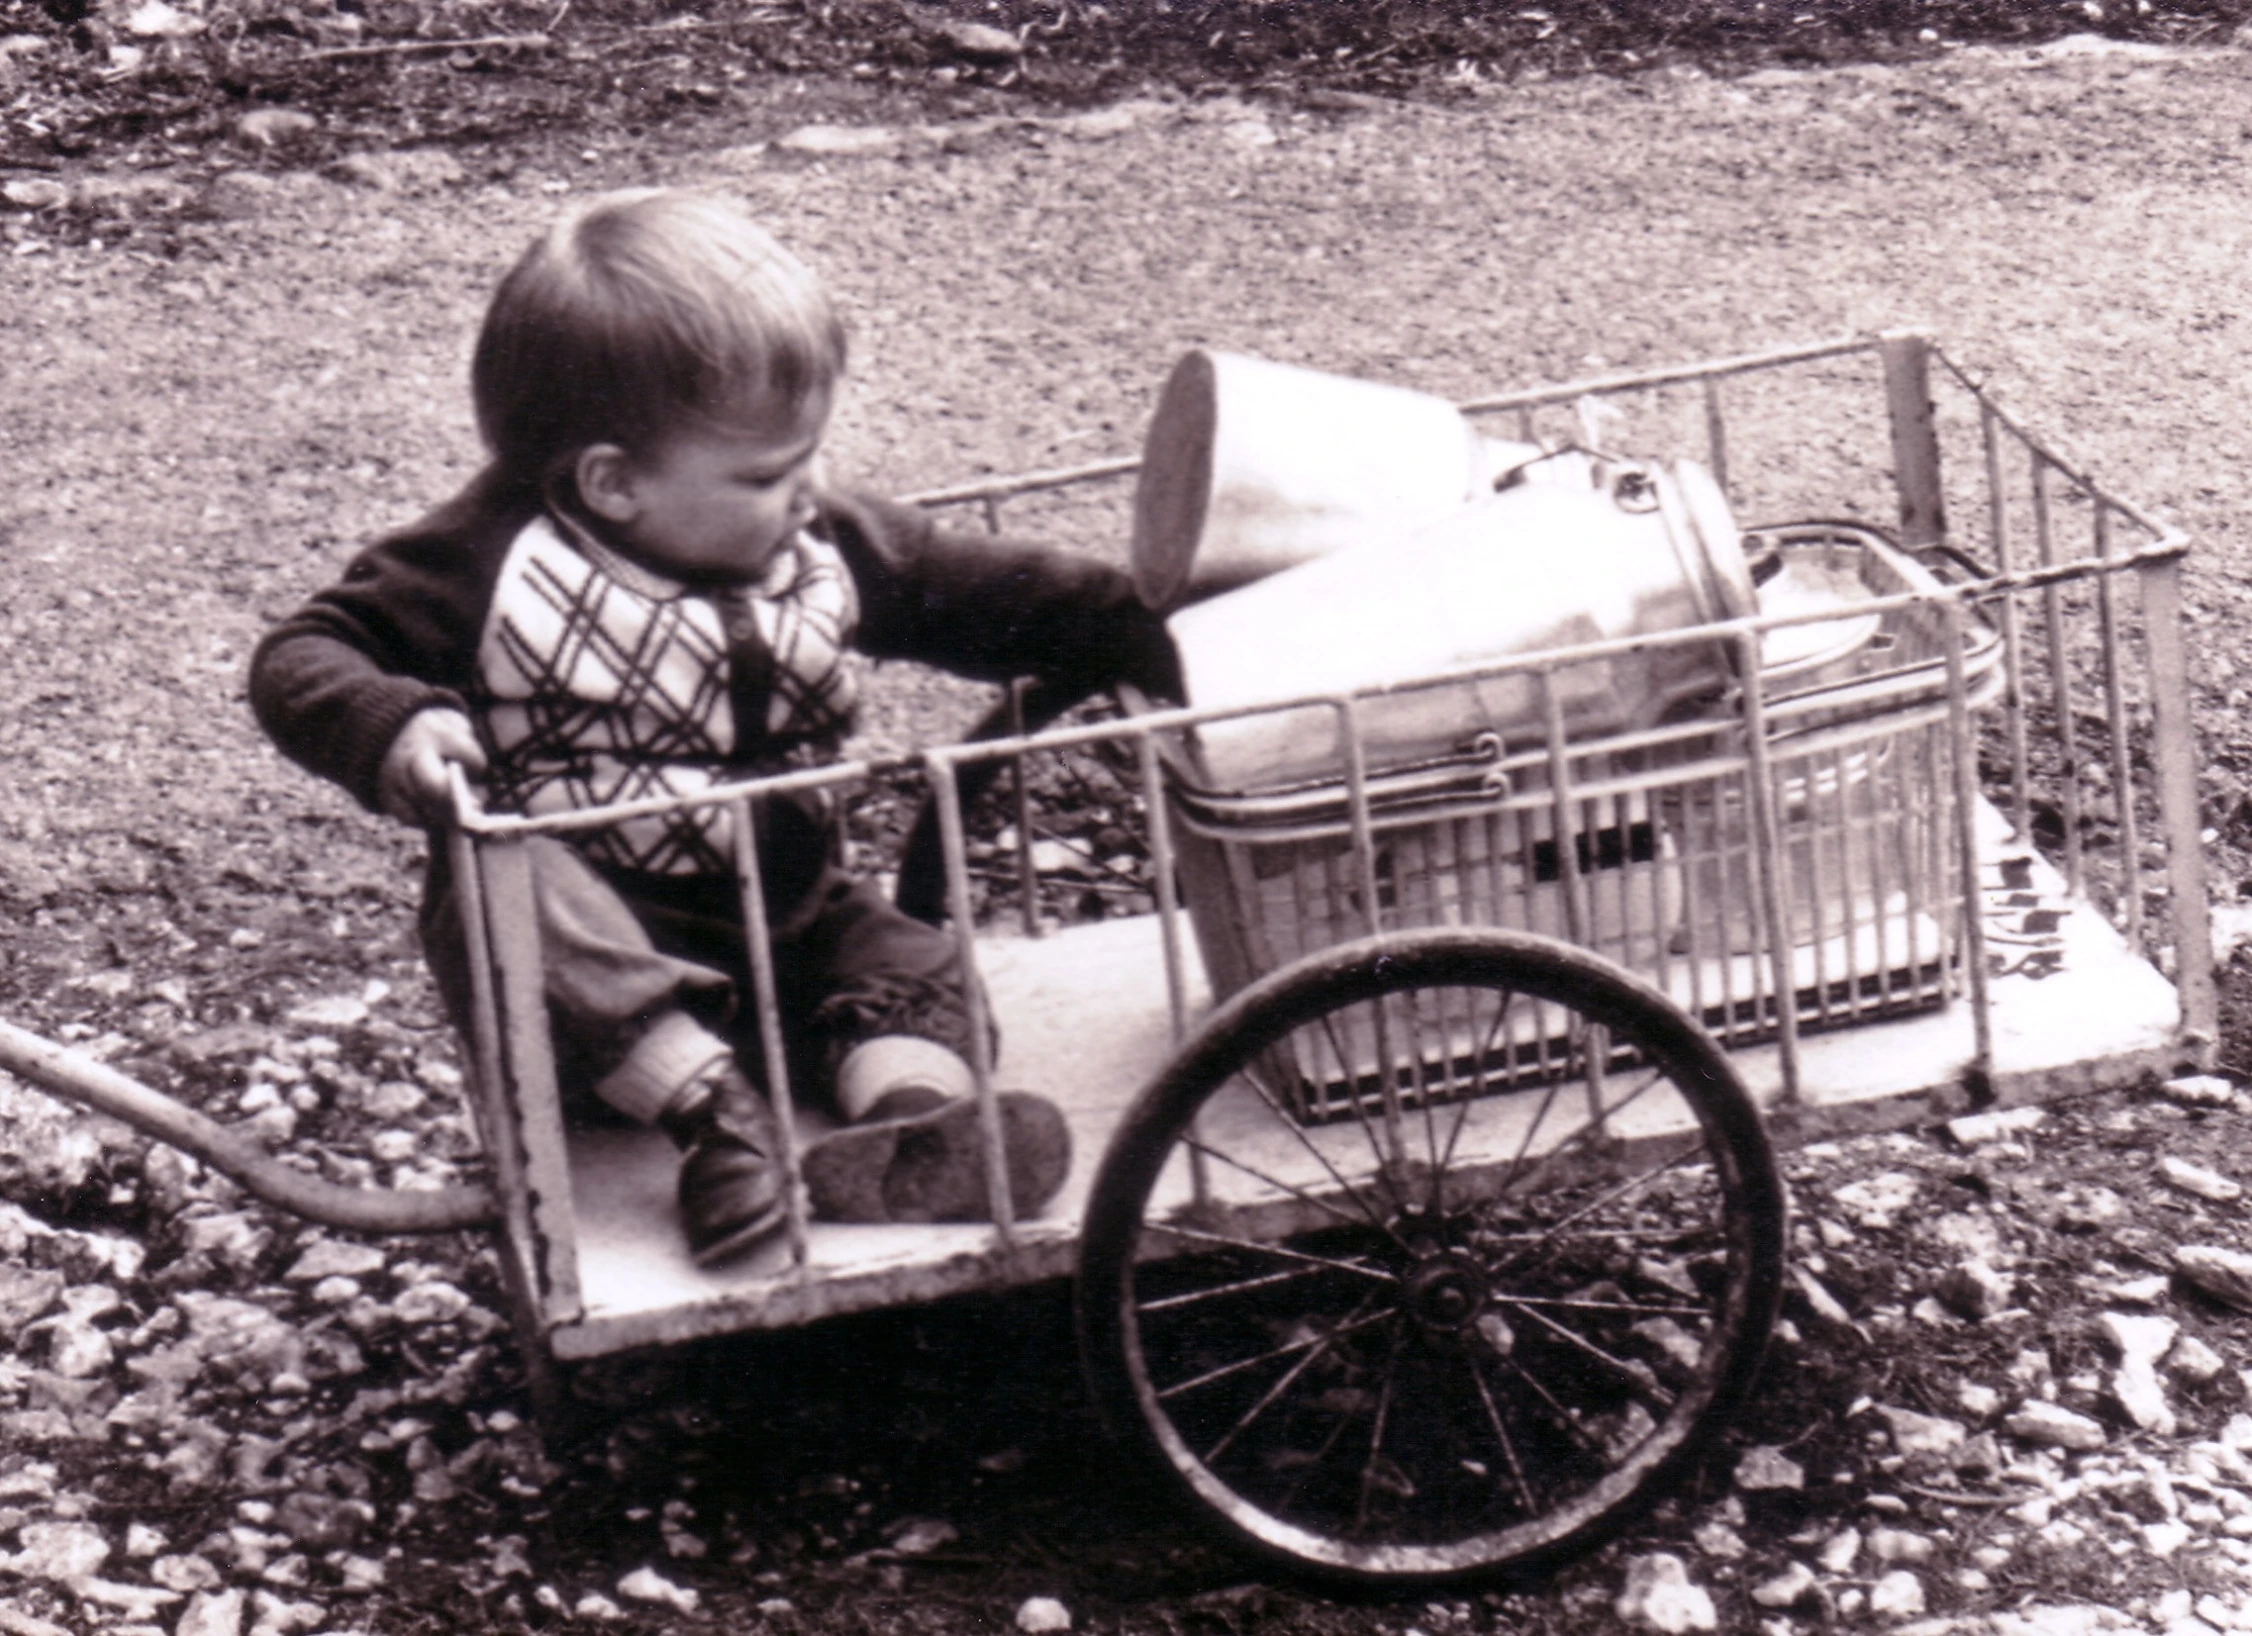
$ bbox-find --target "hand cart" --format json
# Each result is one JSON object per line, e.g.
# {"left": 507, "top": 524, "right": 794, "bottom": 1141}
{"left": 0, "top": 331, "right": 2216, "bottom": 1586}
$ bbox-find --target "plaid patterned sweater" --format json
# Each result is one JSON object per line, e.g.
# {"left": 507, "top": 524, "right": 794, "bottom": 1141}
{"left": 251, "top": 467, "right": 1178, "bottom": 899}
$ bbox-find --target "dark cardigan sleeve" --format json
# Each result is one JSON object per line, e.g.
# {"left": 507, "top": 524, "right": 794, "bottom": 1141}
{"left": 248, "top": 471, "right": 529, "bottom": 812}
{"left": 821, "top": 487, "right": 1182, "bottom": 701}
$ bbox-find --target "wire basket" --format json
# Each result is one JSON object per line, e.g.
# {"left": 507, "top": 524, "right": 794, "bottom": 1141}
{"left": 1159, "top": 524, "right": 2004, "bottom": 1123}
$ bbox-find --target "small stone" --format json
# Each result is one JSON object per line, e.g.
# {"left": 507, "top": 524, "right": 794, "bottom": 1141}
{"left": 2054, "top": 1185, "right": 2128, "bottom": 1232}
{"left": 1955, "top": 1431, "right": 2005, "bottom": 1479}
{"left": 42, "top": 1316, "right": 115, "bottom": 1378}
{"left": 1817, "top": 1526, "right": 1861, "bottom": 1573}
{"left": 284, "top": 1240, "right": 387, "bottom": 1283}
{"left": 0, "top": 1265, "right": 64, "bottom": 1338}
{"left": 1750, "top": 1561, "right": 1817, "bottom": 1609}
{"left": 1868, "top": 1569, "right": 1925, "bottom": 1618}
{"left": 391, "top": 1282, "right": 470, "bottom": 1326}
{"left": 1735, "top": 1445, "right": 1805, "bottom": 1491}
{"left": 1877, "top": 1405, "right": 1966, "bottom": 1462}
{"left": 2162, "top": 1074, "right": 2238, "bottom": 1107}
{"left": 2145, "top": 1518, "right": 2194, "bottom": 1557}
{"left": 1690, "top": 1519, "right": 1744, "bottom": 1559}
{"left": 2178, "top": 1245, "right": 2252, "bottom": 1309}
{"left": 887, "top": 1518, "right": 958, "bottom": 1555}
{"left": 1614, "top": 1553, "right": 1716, "bottom": 1633}
{"left": 236, "top": 108, "right": 316, "bottom": 145}
{"left": 2104, "top": 1273, "right": 2173, "bottom": 1304}
{"left": 336, "top": 1554, "right": 386, "bottom": 1592}
{"left": 74, "top": 1577, "right": 181, "bottom": 1619}
{"left": 176, "top": 1589, "right": 246, "bottom": 1636}
{"left": 1013, "top": 1597, "right": 1073, "bottom": 1633}
{"left": 615, "top": 1567, "right": 697, "bottom": 1615}
{"left": 1947, "top": 1106, "right": 2047, "bottom": 1146}
{"left": 1937, "top": 1260, "right": 2014, "bottom": 1320}
{"left": 574, "top": 1593, "right": 622, "bottom": 1620}
{"left": 0, "top": 1604, "right": 70, "bottom": 1636}
{"left": 2005, "top": 1400, "right": 2107, "bottom": 1451}
{"left": 11, "top": 1519, "right": 110, "bottom": 1582}
{"left": 2162, "top": 1156, "right": 2244, "bottom": 1203}
{"left": 327, "top": 150, "right": 465, "bottom": 192}
{"left": 1959, "top": 1382, "right": 2002, "bottom": 1417}
{"left": 930, "top": 18, "right": 1021, "bottom": 60}
{"left": 2102, "top": 1311, "right": 2181, "bottom": 1368}
{"left": 1793, "top": 1267, "right": 1855, "bottom": 1326}
{"left": 1867, "top": 1527, "right": 1936, "bottom": 1564}
{"left": 2171, "top": 1334, "right": 2228, "bottom": 1384}
{"left": 1831, "top": 1171, "right": 1920, "bottom": 1229}
{"left": 776, "top": 124, "right": 902, "bottom": 157}
{"left": 152, "top": 1554, "right": 222, "bottom": 1592}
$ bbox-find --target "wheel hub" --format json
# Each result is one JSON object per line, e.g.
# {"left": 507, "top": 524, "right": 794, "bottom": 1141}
{"left": 1403, "top": 1251, "right": 1489, "bottom": 1334}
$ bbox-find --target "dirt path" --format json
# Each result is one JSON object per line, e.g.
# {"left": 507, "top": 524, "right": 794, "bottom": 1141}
{"left": 7, "top": 32, "right": 2252, "bottom": 1636}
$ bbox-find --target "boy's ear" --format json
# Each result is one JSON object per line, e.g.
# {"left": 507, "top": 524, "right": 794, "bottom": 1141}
{"left": 574, "top": 444, "right": 639, "bottom": 523}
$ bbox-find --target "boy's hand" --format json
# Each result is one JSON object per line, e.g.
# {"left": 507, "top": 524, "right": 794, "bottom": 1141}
{"left": 378, "top": 708, "right": 487, "bottom": 828}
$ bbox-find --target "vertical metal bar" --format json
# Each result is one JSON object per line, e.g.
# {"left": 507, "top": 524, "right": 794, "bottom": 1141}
{"left": 2093, "top": 506, "right": 2144, "bottom": 950}
{"left": 2141, "top": 554, "right": 2220, "bottom": 1060}
{"left": 1138, "top": 735, "right": 1188, "bottom": 1042}
{"left": 2033, "top": 455, "right": 2084, "bottom": 896}
{"left": 1735, "top": 629, "right": 1801, "bottom": 1103}
{"left": 1982, "top": 399, "right": 2032, "bottom": 840}
{"left": 1537, "top": 667, "right": 1609, "bottom": 1126}
{"left": 1539, "top": 670, "right": 1592, "bottom": 948}
{"left": 1338, "top": 698, "right": 1406, "bottom": 1167}
{"left": 445, "top": 825, "right": 568, "bottom": 1421}
{"left": 981, "top": 494, "right": 1002, "bottom": 535}
{"left": 729, "top": 797, "right": 809, "bottom": 1268}
{"left": 1701, "top": 374, "right": 1730, "bottom": 497}
{"left": 1880, "top": 329, "right": 1946, "bottom": 551}
{"left": 928, "top": 758, "right": 1018, "bottom": 1240}
{"left": 1941, "top": 603, "right": 1995, "bottom": 1096}
{"left": 1136, "top": 734, "right": 1207, "bottom": 1205}
{"left": 1008, "top": 679, "right": 1041, "bottom": 939}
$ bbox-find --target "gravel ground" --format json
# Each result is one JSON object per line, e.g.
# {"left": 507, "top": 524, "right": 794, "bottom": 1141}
{"left": 8, "top": 27, "right": 2252, "bottom": 1636}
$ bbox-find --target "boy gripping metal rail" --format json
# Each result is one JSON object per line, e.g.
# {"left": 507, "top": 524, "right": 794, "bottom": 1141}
{"left": 251, "top": 188, "right": 1179, "bottom": 1264}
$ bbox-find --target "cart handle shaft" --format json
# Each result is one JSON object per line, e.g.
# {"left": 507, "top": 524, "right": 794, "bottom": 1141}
{"left": 0, "top": 1016, "right": 498, "bottom": 1236}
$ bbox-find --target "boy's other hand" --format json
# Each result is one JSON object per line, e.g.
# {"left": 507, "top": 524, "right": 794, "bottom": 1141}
{"left": 378, "top": 708, "right": 488, "bottom": 828}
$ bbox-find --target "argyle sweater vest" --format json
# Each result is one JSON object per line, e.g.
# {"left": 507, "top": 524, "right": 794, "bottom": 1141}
{"left": 470, "top": 514, "right": 860, "bottom": 877}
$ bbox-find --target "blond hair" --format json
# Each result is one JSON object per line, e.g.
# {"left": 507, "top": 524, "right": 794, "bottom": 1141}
{"left": 472, "top": 188, "right": 846, "bottom": 483}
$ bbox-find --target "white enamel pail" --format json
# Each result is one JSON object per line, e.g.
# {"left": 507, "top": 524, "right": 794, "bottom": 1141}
{"left": 1167, "top": 458, "right": 1756, "bottom": 792}
{"left": 1129, "top": 349, "right": 1535, "bottom": 611}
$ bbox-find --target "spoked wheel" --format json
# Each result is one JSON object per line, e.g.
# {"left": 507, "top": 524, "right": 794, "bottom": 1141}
{"left": 1077, "top": 928, "right": 1786, "bottom": 1586}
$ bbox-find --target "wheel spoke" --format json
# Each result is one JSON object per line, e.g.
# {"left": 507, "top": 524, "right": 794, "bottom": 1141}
{"left": 1435, "top": 984, "right": 1528, "bottom": 1188}
{"left": 1506, "top": 1302, "right": 1678, "bottom": 1411}
{"left": 1489, "top": 1136, "right": 1716, "bottom": 1283}
{"left": 1221, "top": 1063, "right": 1416, "bottom": 1251}
{"left": 1182, "top": 1134, "right": 1388, "bottom": 1237}
{"left": 1202, "top": 1292, "right": 1385, "bottom": 1465}
{"left": 1313, "top": 1003, "right": 1413, "bottom": 1214}
{"left": 1138, "top": 1262, "right": 1362, "bottom": 1315}
{"left": 1141, "top": 1217, "right": 1401, "bottom": 1285}
{"left": 1505, "top": 1294, "right": 1710, "bottom": 1320}
{"left": 1467, "top": 1346, "right": 1540, "bottom": 1518}
{"left": 1153, "top": 1303, "right": 1397, "bottom": 1403}
{"left": 1354, "top": 1320, "right": 1405, "bottom": 1535}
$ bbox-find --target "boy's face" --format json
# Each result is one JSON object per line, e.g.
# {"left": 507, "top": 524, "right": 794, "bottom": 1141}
{"left": 594, "top": 388, "right": 831, "bottom": 584}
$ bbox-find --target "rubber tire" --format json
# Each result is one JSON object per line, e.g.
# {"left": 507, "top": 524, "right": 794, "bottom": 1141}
{"left": 1076, "top": 927, "right": 1787, "bottom": 1587}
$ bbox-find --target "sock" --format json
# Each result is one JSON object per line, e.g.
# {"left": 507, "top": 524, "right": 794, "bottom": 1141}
{"left": 834, "top": 1035, "right": 976, "bottom": 1123}
{"left": 595, "top": 1010, "right": 732, "bottom": 1127}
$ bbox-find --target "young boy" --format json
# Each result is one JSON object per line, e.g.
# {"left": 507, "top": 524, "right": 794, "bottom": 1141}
{"left": 250, "top": 188, "right": 1178, "bottom": 1265}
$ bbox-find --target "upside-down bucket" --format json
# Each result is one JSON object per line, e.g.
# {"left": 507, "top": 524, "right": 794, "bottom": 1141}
{"left": 1167, "top": 457, "right": 1758, "bottom": 792}
{"left": 1130, "top": 349, "right": 1539, "bottom": 610}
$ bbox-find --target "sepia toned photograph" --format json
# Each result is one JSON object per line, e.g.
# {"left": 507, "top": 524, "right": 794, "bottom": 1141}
{"left": 3, "top": 2, "right": 2252, "bottom": 1630}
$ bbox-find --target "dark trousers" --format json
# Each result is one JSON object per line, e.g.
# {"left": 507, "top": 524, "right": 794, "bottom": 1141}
{"left": 422, "top": 834, "right": 976, "bottom": 1124}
